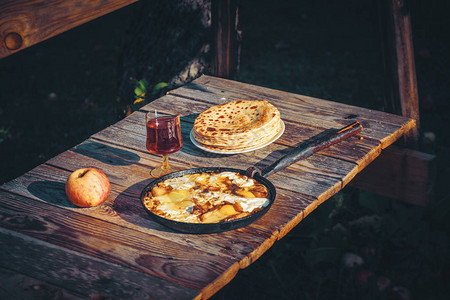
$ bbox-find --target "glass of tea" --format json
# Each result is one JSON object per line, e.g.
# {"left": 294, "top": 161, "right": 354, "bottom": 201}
{"left": 146, "top": 110, "right": 183, "bottom": 178}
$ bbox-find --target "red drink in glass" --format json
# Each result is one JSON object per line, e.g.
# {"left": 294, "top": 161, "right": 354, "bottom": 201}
{"left": 146, "top": 117, "right": 183, "bottom": 155}
{"left": 145, "top": 111, "right": 183, "bottom": 178}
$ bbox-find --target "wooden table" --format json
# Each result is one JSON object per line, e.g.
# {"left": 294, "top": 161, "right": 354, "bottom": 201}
{"left": 0, "top": 75, "right": 415, "bottom": 299}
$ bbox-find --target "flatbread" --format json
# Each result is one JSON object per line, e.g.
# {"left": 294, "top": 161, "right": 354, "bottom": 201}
{"left": 194, "top": 119, "right": 284, "bottom": 152}
{"left": 193, "top": 100, "right": 281, "bottom": 149}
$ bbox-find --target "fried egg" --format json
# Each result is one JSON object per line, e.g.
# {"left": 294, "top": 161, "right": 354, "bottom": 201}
{"left": 142, "top": 172, "right": 270, "bottom": 223}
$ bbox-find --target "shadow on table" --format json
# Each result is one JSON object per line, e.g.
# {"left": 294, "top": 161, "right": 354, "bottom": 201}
{"left": 27, "top": 178, "right": 181, "bottom": 234}
{"left": 250, "top": 127, "right": 350, "bottom": 172}
{"left": 112, "top": 178, "right": 178, "bottom": 233}
{"left": 73, "top": 141, "right": 140, "bottom": 166}
{"left": 27, "top": 181, "right": 75, "bottom": 207}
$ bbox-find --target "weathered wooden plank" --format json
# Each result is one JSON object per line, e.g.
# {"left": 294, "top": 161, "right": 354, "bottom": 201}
{"left": 163, "top": 76, "right": 431, "bottom": 206}
{"left": 192, "top": 74, "right": 414, "bottom": 127}
{"left": 0, "top": 161, "right": 290, "bottom": 289}
{"left": 88, "top": 118, "right": 360, "bottom": 200}
{"left": 56, "top": 137, "right": 328, "bottom": 212}
{"left": 86, "top": 111, "right": 363, "bottom": 214}
{"left": 0, "top": 130, "right": 356, "bottom": 277}
{"left": 146, "top": 92, "right": 394, "bottom": 145}
{"left": 211, "top": 0, "right": 239, "bottom": 78}
{"left": 83, "top": 98, "right": 371, "bottom": 208}
{"left": 144, "top": 98, "right": 391, "bottom": 164}
{"left": 2, "top": 180, "right": 275, "bottom": 283}
{"left": 167, "top": 75, "right": 415, "bottom": 148}
{"left": 189, "top": 76, "right": 435, "bottom": 206}
{"left": 0, "top": 0, "right": 139, "bottom": 58}
{"left": 136, "top": 102, "right": 381, "bottom": 170}
{"left": 102, "top": 111, "right": 353, "bottom": 165}
{"left": 0, "top": 190, "right": 241, "bottom": 297}
{"left": 149, "top": 76, "right": 431, "bottom": 206}
{"left": 281, "top": 120, "right": 381, "bottom": 170}
{"left": 0, "top": 227, "right": 199, "bottom": 300}
{"left": 129, "top": 103, "right": 378, "bottom": 176}
{"left": 0, "top": 265, "right": 84, "bottom": 300}
{"left": 0, "top": 164, "right": 276, "bottom": 262}
{"left": 47, "top": 136, "right": 351, "bottom": 228}
{"left": 257, "top": 188, "right": 319, "bottom": 240}
{"left": 377, "top": 0, "right": 420, "bottom": 144}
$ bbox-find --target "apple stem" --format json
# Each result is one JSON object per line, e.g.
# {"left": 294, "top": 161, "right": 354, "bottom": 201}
{"left": 78, "top": 169, "right": 89, "bottom": 178}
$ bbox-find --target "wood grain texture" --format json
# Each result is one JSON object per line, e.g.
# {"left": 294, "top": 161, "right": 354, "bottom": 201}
{"left": 211, "top": 0, "right": 239, "bottom": 78}
{"left": 0, "top": 190, "right": 240, "bottom": 296}
{"left": 0, "top": 163, "right": 277, "bottom": 261}
{"left": 0, "top": 75, "right": 414, "bottom": 299}
{"left": 168, "top": 75, "right": 416, "bottom": 149}
{"left": 0, "top": 265, "right": 85, "bottom": 300}
{"left": 377, "top": 0, "right": 420, "bottom": 143}
{"left": 0, "top": 0, "right": 139, "bottom": 58}
{"left": 1, "top": 227, "right": 199, "bottom": 300}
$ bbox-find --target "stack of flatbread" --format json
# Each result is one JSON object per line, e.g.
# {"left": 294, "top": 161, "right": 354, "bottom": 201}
{"left": 192, "top": 100, "right": 283, "bottom": 152}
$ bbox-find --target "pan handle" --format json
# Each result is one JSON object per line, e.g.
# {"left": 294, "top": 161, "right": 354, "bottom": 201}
{"left": 247, "top": 121, "right": 363, "bottom": 178}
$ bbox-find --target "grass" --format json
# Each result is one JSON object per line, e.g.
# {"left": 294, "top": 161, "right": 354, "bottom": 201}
{"left": 1, "top": 0, "right": 449, "bottom": 299}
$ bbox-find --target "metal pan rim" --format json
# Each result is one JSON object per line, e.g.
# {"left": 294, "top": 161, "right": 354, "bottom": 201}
{"left": 140, "top": 167, "right": 276, "bottom": 233}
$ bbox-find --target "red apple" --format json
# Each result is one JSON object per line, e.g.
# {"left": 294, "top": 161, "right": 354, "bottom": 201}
{"left": 65, "top": 167, "right": 111, "bottom": 207}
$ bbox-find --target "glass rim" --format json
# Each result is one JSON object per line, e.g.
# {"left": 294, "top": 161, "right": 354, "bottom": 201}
{"left": 146, "top": 110, "right": 180, "bottom": 120}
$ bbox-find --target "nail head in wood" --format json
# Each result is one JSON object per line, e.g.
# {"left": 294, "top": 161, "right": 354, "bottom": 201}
{"left": 4, "top": 32, "right": 23, "bottom": 50}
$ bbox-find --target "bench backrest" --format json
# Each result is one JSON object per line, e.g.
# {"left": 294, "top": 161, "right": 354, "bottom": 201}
{"left": 0, "top": 0, "right": 139, "bottom": 59}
